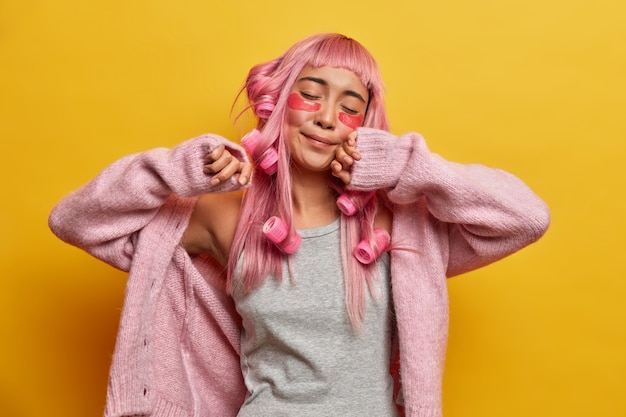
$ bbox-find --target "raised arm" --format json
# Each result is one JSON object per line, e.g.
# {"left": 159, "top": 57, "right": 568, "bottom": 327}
{"left": 49, "top": 134, "right": 250, "bottom": 271}
{"left": 342, "top": 127, "right": 550, "bottom": 276}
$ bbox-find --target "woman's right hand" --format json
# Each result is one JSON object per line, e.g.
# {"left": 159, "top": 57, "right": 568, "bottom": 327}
{"left": 204, "top": 144, "right": 253, "bottom": 186}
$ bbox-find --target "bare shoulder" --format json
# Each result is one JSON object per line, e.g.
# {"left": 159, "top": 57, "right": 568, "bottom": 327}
{"left": 181, "top": 190, "right": 243, "bottom": 265}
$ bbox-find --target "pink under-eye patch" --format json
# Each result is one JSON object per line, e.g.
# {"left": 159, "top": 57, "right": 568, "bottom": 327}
{"left": 338, "top": 112, "right": 364, "bottom": 129}
{"left": 287, "top": 93, "right": 321, "bottom": 112}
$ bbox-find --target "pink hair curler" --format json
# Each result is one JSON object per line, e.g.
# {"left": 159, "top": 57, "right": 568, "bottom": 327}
{"left": 353, "top": 228, "right": 391, "bottom": 265}
{"left": 263, "top": 216, "right": 288, "bottom": 243}
{"left": 336, "top": 190, "right": 376, "bottom": 216}
{"left": 241, "top": 129, "right": 262, "bottom": 154}
{"left": 241, "top": 129, "right": 278, "bottom": 175}
{"left": 280, "top": 233, "right": 302, "bottom": 254}
{"left": 254, "top": 102, "right": 275, "bottom": 119}
{"left": 258, "top": 148, "right": 278, "bottom": 175}
{"left": 263, "top": 216, "right": 301, "bottom": 254}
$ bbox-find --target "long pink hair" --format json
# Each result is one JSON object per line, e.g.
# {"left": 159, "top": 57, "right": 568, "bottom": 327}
{"left": 227, "top": 33, "right": 390, "bottom": 328}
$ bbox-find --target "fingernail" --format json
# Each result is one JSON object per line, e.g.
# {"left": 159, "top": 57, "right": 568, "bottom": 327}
{"left": 210, "top": 177, "right": 220, "bottom": 186}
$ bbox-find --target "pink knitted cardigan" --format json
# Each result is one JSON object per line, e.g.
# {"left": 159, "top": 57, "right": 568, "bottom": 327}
{"left": 49, "top": 128, "right": 550, "bottom": 417}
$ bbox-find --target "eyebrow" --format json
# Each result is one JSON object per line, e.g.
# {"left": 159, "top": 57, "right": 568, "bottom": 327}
{"left": 298, "top": 76, "right": 367, "bottom": 103}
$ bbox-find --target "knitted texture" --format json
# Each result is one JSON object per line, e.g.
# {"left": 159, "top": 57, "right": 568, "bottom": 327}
{"left": 49, "top": 135, "right": 249, "bottom": 417}
{"left": 351, "top": 128, "right": 550, "bottom": 416}
{"left": 49, "top": 130, "right": 550, "bottom": 417}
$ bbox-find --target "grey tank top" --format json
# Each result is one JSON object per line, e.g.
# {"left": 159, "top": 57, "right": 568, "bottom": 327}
{"left": 233, "top": 219, "right": 399, "bottom": 417}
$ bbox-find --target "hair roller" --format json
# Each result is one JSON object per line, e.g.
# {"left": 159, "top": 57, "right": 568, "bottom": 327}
{"left": 258, "top": 148, "right": 278, "bottom": 175}
{"left": 263, "top": 216, "right": 287, "bottom": 243}
{"left": 336, "top": 190, "right": 376, "bottom": 216}
{"left": 254, "top": 101, "right": 275, "bottom": 119}
{"left": 247, "top": 74, "right": 279, "bottom": 120}
{"left": 241, "top": 129, "right": 278, "bottom": 175}
{"left": 353, "top": 228, "right": 390, "bottom": 265}
{"left": 280, "top": 233, "right": 302, "bottom": 254}
{"left": 241, "top": 129, "right": 262, "bottom": 154}
{"left": 263, "top": 216, "right": 302, "bottom": 254}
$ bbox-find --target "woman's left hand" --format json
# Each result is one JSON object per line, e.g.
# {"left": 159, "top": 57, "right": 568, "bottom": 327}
{"left": 331, "top": 131, "right": 361, "bottom": 184}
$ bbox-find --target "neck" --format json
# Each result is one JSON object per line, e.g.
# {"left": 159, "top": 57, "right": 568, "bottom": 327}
{"left": 290, "top": 167, "right": 339, "bottom": 229}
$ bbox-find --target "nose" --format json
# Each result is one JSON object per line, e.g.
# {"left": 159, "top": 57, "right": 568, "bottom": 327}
{"left": 314, "top": 103, "right": 336, "bottom": 130}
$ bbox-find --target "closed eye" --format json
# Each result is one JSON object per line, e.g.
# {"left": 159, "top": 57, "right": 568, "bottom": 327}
{"left": 300, "top": 92, "right": 320, "bottom": 100}
{"left": 341, "top": 106, "right": 358, "bottom": 115}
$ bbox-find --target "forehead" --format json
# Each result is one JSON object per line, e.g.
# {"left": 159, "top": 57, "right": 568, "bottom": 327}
{"left": 294, "top": 65, "right": 369, "bottom": 98}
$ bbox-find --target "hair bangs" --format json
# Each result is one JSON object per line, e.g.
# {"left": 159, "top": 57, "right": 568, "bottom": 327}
{"left": 307, "top": 35, "right": 383, "bottom": 97}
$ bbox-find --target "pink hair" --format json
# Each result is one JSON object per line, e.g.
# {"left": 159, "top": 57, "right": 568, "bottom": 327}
{"left": 228, "top": 33, "right": 390, "bottom": 329}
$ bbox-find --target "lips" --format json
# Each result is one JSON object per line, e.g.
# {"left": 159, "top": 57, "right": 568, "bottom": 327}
{"left": 302, "top": 132, "right": 335, "bottom": 147}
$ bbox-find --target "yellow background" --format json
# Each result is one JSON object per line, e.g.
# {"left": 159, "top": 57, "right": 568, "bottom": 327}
{"left": 1, "top": 0, "right": 624, "bottom": 416}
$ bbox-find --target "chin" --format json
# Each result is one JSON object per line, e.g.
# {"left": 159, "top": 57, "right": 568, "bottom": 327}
{"left": 291, "top": 159, "right": 334, "bottom": 174}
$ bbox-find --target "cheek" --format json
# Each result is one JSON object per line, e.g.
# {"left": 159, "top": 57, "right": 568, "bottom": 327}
{"left": 286, "top": 106, "right": 310, "bottom": 127}
{"left": 287, "top": 93, "right": 321, "bottom": 112}
{"left": 338, "top": 112, "right": 364, "bottom": 129}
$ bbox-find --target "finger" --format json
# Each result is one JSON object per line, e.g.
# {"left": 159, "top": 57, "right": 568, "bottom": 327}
{"left": 347, "top": 148, "right": 361, "bottom": 161}
{"left": 209, "top": 157, "right": 241, "bottom": 185}
{"left": 331, "top": 158, "right": 352, "bottom": 184}
{"left": 339, "top": 142, "right": 360, "bottom": 164}
{"left": 345, "top": 131, "right": 361, "bottom": 160}
{"left": 343, "top": 142, "right": 360, "bottom": 161}
{"left": 238, "top": 161, "right": 253, "bottom": 185}
{"left": 332, "top": 168, "right": 352, "bottom": 185}
{"left": 330, "top": 160, "right": 343, "bottom": 174}
{"left": 346, "top": 130, "right": 358, "bottom": 147}
{"left": 334, "top": 149, "right": 346, "bottom": 165}
{"left": 204, "top": 145, "right": 225, "bottom": 164}
{"left": 335, "top": 146, "right": 354, "bottom": 168}
{"left": 204, "top": 150, "right": 234, "bottom": 175}
{"left": 343, "top": 151, "right": 354, "bottom": 164}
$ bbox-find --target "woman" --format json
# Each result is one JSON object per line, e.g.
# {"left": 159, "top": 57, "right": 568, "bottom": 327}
{"left": 49, "top": 33, "right": 550, "bottom": 417}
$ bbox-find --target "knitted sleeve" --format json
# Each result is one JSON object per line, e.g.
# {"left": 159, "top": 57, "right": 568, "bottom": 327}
{"left": 349, "top": 127, "right": 550, "bottom": 277}
{"left": 48, "top": 134, "right": 249, "bottom": 272}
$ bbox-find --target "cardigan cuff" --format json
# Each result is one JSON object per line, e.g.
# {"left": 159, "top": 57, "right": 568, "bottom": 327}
{"left": 152, "top": 396, "right": 191, "bottom": 417}
{"left": 350, "top": 127, "right": 414, "bottom": 191}
{"left": 104, "top": 390, "right": 191, "bottom": 417}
